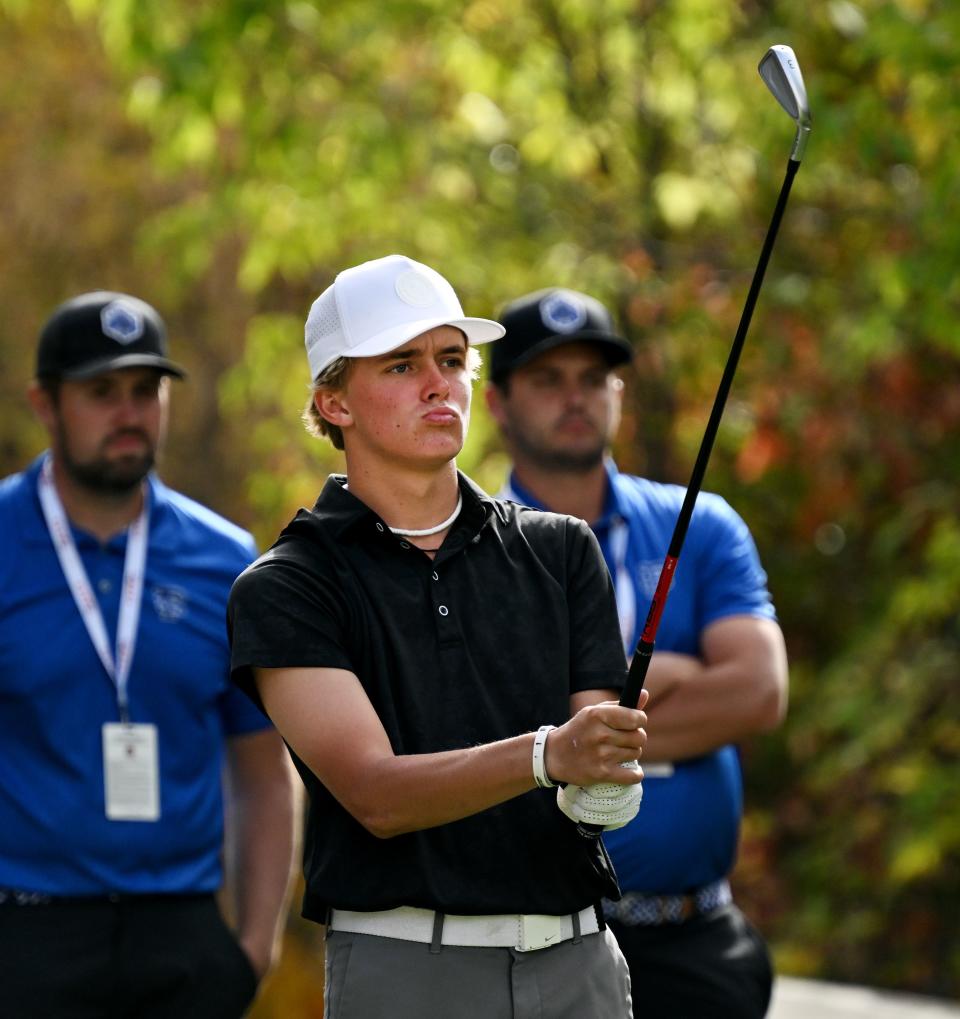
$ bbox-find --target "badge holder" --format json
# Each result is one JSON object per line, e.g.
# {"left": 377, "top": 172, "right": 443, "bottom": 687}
{"left": 103, "top": 722, "right": 160, "bottom": 821}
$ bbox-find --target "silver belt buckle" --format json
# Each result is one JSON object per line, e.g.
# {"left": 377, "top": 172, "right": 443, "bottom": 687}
{"left": 517, "top": 913, "right": 564, "bottom": 952}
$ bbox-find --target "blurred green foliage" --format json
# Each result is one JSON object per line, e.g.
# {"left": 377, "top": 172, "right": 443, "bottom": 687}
{"left": 2, "top": 0, "right": 958, "bottom": 1006}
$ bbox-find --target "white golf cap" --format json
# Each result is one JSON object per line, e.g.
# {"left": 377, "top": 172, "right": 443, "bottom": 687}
{"left": 304, "top": 254, "right": 505, "bottom": 380}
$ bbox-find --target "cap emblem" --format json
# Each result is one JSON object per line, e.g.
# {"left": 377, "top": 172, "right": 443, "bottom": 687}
{"left": 394, "top": 270, "right": 437, "bottom": 308}
{"left": 540, "top": 292, "right": 587, "bottom": 334}
{"left": 101, "top": 300, "right": 145, "bottom": 345}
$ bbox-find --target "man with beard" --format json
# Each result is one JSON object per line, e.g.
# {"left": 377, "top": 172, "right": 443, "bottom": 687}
{"left": 0, "top": 292, "right": 296, "bottom": 1019}
{"left": 486, "top": 288, "right": 789, "bottom": 1019}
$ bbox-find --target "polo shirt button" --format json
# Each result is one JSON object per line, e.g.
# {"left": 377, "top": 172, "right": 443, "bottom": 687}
{"left": 376, "top": 523, "right": 384, "bottom": 532}
{"left": 431, "top": 571, "right": 439, "bottom": 581}
{"left": 98, "top": 578, "right": 112, "bottom": 594}
{"left": 438, "top": 605, "right": 449, "bottom": 617}
{"left": 400, "top": 541, "right": 410, "bottom": 549}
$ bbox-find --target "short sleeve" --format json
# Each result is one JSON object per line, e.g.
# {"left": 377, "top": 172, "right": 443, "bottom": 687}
{"left": 219, "top": 683, "right": 274, "bottom": 735}
{"left": 696, "top": 496, "right": 777, "bottom": 628}
{"left": 227, "top": 539, "right": 355, "bottom": 711}
{"left": 563, "top": 518, "right": 628, "bottom": 694}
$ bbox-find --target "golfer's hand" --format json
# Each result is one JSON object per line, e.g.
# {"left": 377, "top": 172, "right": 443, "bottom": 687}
{"left": 545, "top": 697, "right": 647, "bottom": 788}
{"left": 556, "top": 762, "right": 643, "bottom": 831}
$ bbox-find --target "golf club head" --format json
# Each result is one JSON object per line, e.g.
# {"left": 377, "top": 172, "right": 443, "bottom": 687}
{"left": 759, "top": 45, "right": 812, "bottom": 162}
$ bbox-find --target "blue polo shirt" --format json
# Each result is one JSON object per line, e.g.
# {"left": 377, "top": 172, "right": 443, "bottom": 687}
{"left": 504, "top": 460, "right": 776, "bottom": 893}
{"left": 0, "top": 455, "right": 268, "bottom": 896}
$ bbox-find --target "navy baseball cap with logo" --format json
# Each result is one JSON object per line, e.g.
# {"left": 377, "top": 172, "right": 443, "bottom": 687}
{"left": 36, "top": 291, "right": 186, "bottom": 381}
{"left": 490, "top": 288, "right": 633, "bottom": 385}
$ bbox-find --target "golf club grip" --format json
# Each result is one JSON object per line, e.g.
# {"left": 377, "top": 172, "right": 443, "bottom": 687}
{"left": 575, "top": 644, "right": 654, "bottom": 840}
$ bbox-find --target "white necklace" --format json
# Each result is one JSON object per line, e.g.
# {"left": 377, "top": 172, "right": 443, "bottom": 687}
{"left": 388, "top": 493, "right": 463, "bottom": 537}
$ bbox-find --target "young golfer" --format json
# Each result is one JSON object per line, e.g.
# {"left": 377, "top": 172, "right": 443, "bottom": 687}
{"left": 228, "top": 255, "right": 647, "bottom": 1018}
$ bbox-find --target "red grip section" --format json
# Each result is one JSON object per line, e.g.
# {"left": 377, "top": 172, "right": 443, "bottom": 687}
{"left": 640, "top": 555, "right": 678, "bottom": 644}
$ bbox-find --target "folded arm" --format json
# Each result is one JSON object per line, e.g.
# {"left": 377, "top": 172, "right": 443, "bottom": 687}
{"left": 639, "top": 615, "right": 788, "bottom": 762}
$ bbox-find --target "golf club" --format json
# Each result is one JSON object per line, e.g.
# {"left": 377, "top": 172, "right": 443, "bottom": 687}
{"left": 577, "top": 44, "right": 811, "bottom": 838}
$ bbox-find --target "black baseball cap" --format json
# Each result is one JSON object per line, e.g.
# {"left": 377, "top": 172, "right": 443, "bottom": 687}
{"left": 490, "top": 288, "right": 633, "bottom": 384}
{"left": 36, "top": 291, "right": 186, "bottom": 381}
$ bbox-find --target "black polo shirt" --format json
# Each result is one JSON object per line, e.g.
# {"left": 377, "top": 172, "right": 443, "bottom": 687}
{"left": 228, "top": 472, "right": 627, "bottom": 920}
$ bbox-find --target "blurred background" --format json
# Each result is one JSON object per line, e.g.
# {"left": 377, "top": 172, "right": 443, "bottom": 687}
{"left": 1, "top": 0, "right": 958, "bottom": 1013}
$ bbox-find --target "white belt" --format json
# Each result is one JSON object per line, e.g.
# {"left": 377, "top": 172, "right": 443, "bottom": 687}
{"left": 329, "top": 904, "right": 600, "bottom": 953}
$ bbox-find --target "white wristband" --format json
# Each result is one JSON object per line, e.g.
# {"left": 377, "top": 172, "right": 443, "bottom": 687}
{"left": 532, "top": 725, "right": 557, "bottom": 788}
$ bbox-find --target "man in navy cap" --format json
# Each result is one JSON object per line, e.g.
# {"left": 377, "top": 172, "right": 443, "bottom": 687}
{"left": 487, "top": 287, "right": 789, "bottom": 1019}
{"left": 0, "top": 292, "right": 296, "bottom": 1019}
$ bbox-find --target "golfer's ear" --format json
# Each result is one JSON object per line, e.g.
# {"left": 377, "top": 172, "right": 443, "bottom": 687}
{"left": 315, "top": 389, "right": 352, "bottom": 429}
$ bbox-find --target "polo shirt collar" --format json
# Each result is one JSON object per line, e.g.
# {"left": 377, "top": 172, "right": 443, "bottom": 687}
{"left": 18, "top": 452, "right": 173, "bottom": 551}
{"left": 306, "top": 471, "right": 496, "bottom": 547}
{"left": 504, "top": 457, "right": 628, "bottom": 531}
{"left": 15, "top": 456, "right": 47, "bottom": 547}
{"left": 144, "top": 473, "right": 182, "bottom": 553}
{"left": 595, "top": 459, "right": 631, "bottom": 531}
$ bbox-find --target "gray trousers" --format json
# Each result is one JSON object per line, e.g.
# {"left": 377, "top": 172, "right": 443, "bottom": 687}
{"left": 324, "top": 927, "right": 632, "bottom": 1018}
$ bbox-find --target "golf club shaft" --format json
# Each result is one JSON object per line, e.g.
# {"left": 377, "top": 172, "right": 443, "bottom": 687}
{"left": 576, "top": 156, "right": 801, "bottom": 839}
{"left": 620, "top": 155, "right": 800, "bottom": 710}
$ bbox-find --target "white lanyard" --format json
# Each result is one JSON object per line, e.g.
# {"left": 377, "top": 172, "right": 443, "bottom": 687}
{"left": 608, "top": 517, "right": 636, "bottom": 656}
{"left": 500, "top": 479, "right": 636, "bottom": 655}
{"left": 37, "top": 456, "right": 149, "bottom": 722}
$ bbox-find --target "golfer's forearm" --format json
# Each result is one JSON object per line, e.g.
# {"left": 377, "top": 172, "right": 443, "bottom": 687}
{"left": 345, "top": 733, "right": 538, "bottom": 838}
{"left": 337, "top": 698, "right": 645, "bottom": 837}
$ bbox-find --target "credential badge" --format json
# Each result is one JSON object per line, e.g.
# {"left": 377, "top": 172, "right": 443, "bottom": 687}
{"left": 101, "top": 299, "right": 145, "bottom": 345}
{"left": 540, "top": 291, "right": 587, "bottom": 334}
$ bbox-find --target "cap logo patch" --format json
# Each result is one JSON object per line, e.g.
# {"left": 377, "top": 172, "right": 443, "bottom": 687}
{"left": 101, "top": 300, "right": 145, "bottom": 345}
{"left": 540, "top": 292, "right": 587, "bottom": 334}
{"left": 395, "top": 270, "right": 437, "bottom": 308}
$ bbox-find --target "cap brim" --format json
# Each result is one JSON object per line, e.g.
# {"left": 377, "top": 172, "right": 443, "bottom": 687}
{"left": 60, "top": 354, "right": 187, "bottom": 381}
{"left": 313, "top": 315, "right": 505, "bottom": 378}
{"left": 493, "top": 330, "right": 633, "bottom": 380}
{"left": 354, "top": 315, "right": 504, "bottom": 355}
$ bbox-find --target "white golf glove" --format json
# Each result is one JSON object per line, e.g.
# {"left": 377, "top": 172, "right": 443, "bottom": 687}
{"left": 556, "top": 761, "right": 643, "bottom": 831}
